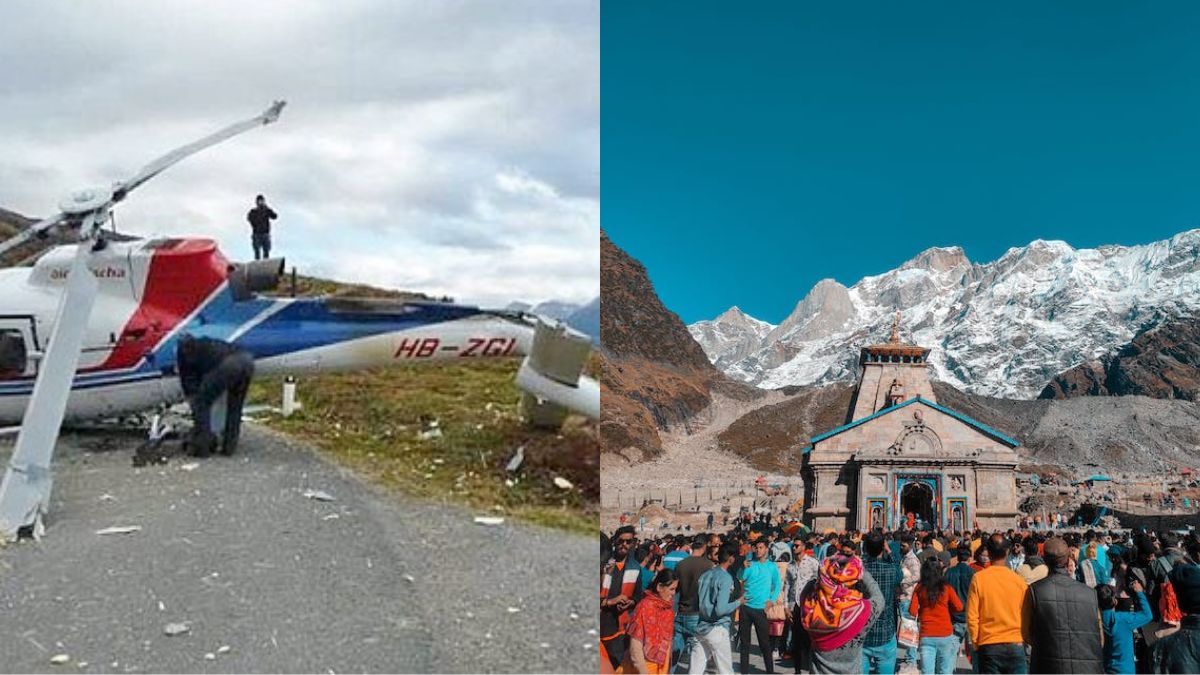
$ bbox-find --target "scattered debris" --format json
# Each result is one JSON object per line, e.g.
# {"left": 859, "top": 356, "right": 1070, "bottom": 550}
{"left": 506, "top": 606, "right": 521, "bottom": 614}
{"left": 322, "top": 513, "right": 340, "bottom": 521}
{"left": 569, "top": 612, "right": 579, "bottom": 620}
{"left": 98, "top": 494, "right": 116, "bottom": 502}
{"left": 163, "top": 622, "right": 191, "bottom": 637}
{"left": 95, "top": 526, "right": 141, "bottom": 536}
{"left": 416, "top": 428, "right": 443, "bottom": 441}
{"left": 504, "top": 478, "right": 515, "bottom": 488}
{"left": 586, "top": 628, "right": 598, "bottom": 636}
{"left": 505, "top": 445, "right": 526, "bottom": 473}
{"left": 473, "top": 516, "right": 505, "bottom": 526}
{"left": 583, "top": 643, "right": 594, "bottom": 650}
{"left": 301, "top": 489, "right": 335, "bottom": 502}
{"left": 217, "top": 645, "right": 231, "bottom": 654}
{"left": 539, "top": 642, "right": 550, "bottom": 649}
{"left": 180, "top": 463, "right": 200, "bottom": 472}
{"left": 204, "top": 653, "right": 215, "bottom": 661}
{"left": 76, "top": 662, "right": 88, "bottom": 668}
{"left": 50, "top": 654, "right": 70, "bottom": 665}
{"left": 157, "top": 601, "right": 166, "bottom": 612}
{"left": 403, "top": 574, "right": 415, "bottom": 583}
{"left": 554, "top": 476, "right": 574, "bottom": 490}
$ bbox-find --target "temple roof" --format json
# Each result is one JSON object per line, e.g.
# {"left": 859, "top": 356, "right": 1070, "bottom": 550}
{"left": 802, "top": 396, "right": 1019, "bottom": 454}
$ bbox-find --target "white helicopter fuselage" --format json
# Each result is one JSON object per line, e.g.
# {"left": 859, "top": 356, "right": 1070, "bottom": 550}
{"left": 0, "top": 237, "right": 541, "bottom": 425}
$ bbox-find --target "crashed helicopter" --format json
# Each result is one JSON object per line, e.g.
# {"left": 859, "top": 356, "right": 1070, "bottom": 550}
{"left": 0, "top": 101, "right": 599, "bottom": 540}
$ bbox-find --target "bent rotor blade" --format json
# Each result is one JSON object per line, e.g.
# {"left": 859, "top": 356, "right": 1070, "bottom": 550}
{"left": 0, "top": 212, "right": 69, "bottom": 259}
{"left": 114, "top": 100, "right": 287, "bottom": 200}
{"left": 0, "top": 227, "right": 101, "bottom": 539}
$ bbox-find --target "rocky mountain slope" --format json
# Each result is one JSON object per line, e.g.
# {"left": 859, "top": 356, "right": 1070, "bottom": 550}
{"left": 600, "top": 230, "right": 756, "bottom": 462}
{"left": 1040, "top": 316, "right": 1200, "bottom": 401}
{"left": 715, "top": 380, "right": 1200, "bottom": 475}
{"left": 690, "top": 230, "right": 1200, "bottom": 399}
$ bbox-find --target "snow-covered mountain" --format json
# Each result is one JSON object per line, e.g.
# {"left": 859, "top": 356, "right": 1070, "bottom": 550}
{"left": 688, "top": 307, "right": 776, "bottom": 372}
{"left": 688, "top": 230, "right": 1200, "bottom": 399}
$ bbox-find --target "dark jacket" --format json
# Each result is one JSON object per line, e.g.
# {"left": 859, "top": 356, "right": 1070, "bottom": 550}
{"left": 1153, "top": 614, "right": 1200, "bottom": 674}
{"left": 946, "top": 562, "right": 975, "bottom": 625}
{"left": 1023, "top": 569, "right": 1103, "bottom": 674}
{"left": 247, "top": 205, "right": 277, "bottom": 235}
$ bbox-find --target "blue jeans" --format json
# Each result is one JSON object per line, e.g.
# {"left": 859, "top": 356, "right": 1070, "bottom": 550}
{"left": 673, "top": 613, "right": 699, "bottom": 671}
{"left": 919, "top": 635, "right": 959, "bottom": 674}
{"left": 975, "top": 643, "right": 1027, "bottom": 674}
{"left": 862, "top": 636, "right": 897, "bottom": 674}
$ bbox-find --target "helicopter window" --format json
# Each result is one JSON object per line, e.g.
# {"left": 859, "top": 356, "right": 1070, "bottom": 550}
{"left": 0, "top": 330, "right": 27, "bottom": 378}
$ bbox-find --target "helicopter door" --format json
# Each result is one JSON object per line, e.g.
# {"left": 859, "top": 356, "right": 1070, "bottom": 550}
{"left": 0, "top": 316, "right": 38, "bottom": 379}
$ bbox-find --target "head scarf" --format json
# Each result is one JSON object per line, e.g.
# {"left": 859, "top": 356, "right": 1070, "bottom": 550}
{"left": 800, "top": 554, "right": 872, "bottom": 651}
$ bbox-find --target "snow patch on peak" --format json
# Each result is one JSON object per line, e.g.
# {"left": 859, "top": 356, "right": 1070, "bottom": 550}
{"left": 694, "top": 230, "right": 1200, "bottom": 399}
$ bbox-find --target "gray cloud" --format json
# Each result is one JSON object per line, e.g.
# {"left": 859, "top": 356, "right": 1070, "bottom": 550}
{"left": 0, "top": 0, "right": 598, "bottom": 307}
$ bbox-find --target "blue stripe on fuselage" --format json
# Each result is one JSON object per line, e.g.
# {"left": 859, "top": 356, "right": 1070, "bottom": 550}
{"left": 0, "top": 291, "right": 483, "bottom": 396}
{"left": 232, "top": 299, "right": 484, "bottom": 359}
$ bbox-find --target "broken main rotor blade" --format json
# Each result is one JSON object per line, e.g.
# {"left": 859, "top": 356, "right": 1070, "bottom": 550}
{"left": 0, "top": 224, "right": 102, "bottom": 540}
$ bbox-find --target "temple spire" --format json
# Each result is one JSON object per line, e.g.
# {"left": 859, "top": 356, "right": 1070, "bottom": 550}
{"left": 890, "top": 310, "right": 900, "bottom": 343}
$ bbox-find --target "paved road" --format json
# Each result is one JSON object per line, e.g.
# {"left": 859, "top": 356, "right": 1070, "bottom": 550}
{"left": 0, "top": 425, "right": 598, "bottom": 673}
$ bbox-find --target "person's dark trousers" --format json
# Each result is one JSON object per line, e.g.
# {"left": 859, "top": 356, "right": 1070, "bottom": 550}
{"left": 789, "top": 610, "right": 811, "bottom": 674}
{"left": 252, "top": 233, "right": 271, "bottom": 260}
{"left": 740, "top": 606, "right": 774, "bottom": 674}
{"left": 975, "top": 643, "right": 1027, "bottom": 674}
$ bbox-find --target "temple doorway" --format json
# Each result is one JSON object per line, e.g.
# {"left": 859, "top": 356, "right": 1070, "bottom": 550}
{"left": 900, "top": 482, "right": 935, "bottom": 531}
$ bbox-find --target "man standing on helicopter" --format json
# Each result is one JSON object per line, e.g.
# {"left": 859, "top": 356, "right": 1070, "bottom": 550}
{"left": 247, "top": 194, "right": 278, "bottom": 260}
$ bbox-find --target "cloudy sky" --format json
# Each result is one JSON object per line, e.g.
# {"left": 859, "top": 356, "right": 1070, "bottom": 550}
{"left": 0, "top": 1, "right": 598, "bottom": 308}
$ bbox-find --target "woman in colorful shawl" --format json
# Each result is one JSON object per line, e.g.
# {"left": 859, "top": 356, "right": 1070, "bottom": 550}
{"left": 800, "top": 552, "right": 884, "bottom": 674}
{"left": 619, "top": 568, "right": 678, "bottom": 674}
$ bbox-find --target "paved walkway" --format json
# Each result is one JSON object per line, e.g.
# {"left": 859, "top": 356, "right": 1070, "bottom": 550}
{"left": 0, "top": 425, "right": 598, "bottom": 673}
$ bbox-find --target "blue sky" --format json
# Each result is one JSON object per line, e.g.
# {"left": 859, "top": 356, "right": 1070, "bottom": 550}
{"left": 603, "top": 2, "right": 1200, "bottom": 324}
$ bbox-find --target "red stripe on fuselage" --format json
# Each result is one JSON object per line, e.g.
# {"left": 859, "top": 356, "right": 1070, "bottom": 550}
{"left": 98, "top": 239, "right": 229, "bottom": 370}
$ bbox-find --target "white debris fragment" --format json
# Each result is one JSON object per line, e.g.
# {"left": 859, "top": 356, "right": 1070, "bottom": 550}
{"left": 157, "top": 601, "right": 166, "bottom": 612}
{"left": 217, "top": 645, "right": 231, "bottom": 654}
{"left": 50, "top": 654, "right": 70, "bottom": 665}
{"left": 180, "top": 463, "right": 200, "bottom": 472}
{"left": 505, "top": 445, "right": 525, "bottom": 473}
{"left": 539, "top": 642, "right": 550, "bottom": 649}
{"left": 204, "top": 653, "right": 215, "bottom": 661}
{"left": 504, "top": 479, "right": 515, "bottom": 488}
{"left": 473, "top": 516, "right": 505, "bottom": 526}
{"left": 583, "top": 643, "right": 594, "bottom": 650}
{"left": 416, "top": 428, "right": 443, "bottom": 441}
{"left": 586, "top": 628, "right": 598, "bottom": 635}
{"left": 322, "top": 513, "right": 340, "bottom": 521}
{"left": 301, "top": 489, "right": 335, "bottom": 502}
{"left": 569, "top": 612, "right": 579, "bottom": 620}
{"left": 403, "top": 574, "right": 415, "bottom": 583}
{"left": 98, "top": 494, "right": 116, "bottom": 502}
{"left": 163, "top": 622, "right": 191, "bottom": 637}
{"left": 95, "top": 525, "right": 141, "bottom": 536}
{"left": 553, "top": 476, "right": 574, "bottom": 490}
{"left": 506, "top": 606, "right": 521, "bottom": 614}
{"left": 76, "top": 662, "right": 88, "bottom": 668}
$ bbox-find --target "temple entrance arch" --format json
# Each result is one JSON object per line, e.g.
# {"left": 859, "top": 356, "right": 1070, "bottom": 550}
{"left": 900, "top": 481, "right": 935, "bottom": 531}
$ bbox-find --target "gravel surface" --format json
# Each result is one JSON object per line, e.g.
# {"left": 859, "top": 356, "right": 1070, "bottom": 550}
{"left": 0, "top": 425, "right": 598, "bottom": 673}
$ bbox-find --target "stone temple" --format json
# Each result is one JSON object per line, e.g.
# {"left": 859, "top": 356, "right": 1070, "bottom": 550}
{"left": 801, "top": 321, "right": 1021, "bottom": 532}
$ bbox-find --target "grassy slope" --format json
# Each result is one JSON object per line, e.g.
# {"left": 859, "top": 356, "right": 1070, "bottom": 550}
{"left": 247, "top": 362, "right": 598, "bottom": 534}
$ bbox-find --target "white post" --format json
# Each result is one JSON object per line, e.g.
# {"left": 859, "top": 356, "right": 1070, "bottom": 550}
{"left": 282, "top": 376, "right": 298, "bottom": 417}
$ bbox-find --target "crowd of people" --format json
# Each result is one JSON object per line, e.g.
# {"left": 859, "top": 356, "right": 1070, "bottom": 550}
{"left": 600, "top": 521, "right": 1200, "bottom": 674}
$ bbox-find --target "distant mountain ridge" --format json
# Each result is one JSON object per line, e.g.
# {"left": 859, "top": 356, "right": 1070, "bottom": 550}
{"left": 599, "top": 229, "right": 756, "bottom": 461}
{"left": 690, "top": 230, "right": 1200, "bottom": 399}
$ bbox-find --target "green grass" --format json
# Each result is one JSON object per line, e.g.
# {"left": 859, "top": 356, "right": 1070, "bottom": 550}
{"left": 247, "top": 360, "right": 598, "bottom": 535}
